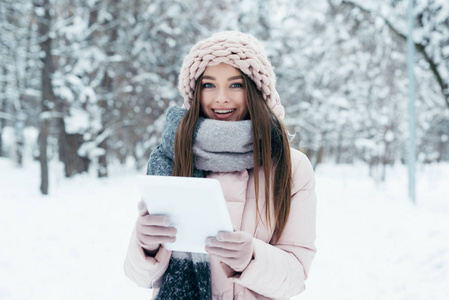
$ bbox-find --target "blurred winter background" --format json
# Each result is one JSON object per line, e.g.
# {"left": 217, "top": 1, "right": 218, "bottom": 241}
{"left": 1, "top": 0, "right": 448, "bottom": 299}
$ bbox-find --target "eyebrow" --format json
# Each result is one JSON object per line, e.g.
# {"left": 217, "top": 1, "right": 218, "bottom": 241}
{"left": 202, "top": 75, "right": 243, "bottom": 81}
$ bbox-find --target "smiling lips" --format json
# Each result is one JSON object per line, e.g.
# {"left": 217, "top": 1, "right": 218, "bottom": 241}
{"left": 212, "top": 108, "right": 237, "bottom": 120}
{"left": 213, "top": 109, "right": 236, "bottom": 114}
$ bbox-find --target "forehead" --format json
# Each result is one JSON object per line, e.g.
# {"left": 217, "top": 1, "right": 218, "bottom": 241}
{"left": 203, "top": 63, "right": 241, "bottom": 77}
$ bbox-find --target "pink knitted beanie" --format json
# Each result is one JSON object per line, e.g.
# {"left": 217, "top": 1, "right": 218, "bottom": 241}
{"left": 178, "top": 31, "right": 285, "bottom": 119}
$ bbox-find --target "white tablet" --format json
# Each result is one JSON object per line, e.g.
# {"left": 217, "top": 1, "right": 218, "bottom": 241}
{"left": 136, "top": 175, "right": 234, "bottom": 253}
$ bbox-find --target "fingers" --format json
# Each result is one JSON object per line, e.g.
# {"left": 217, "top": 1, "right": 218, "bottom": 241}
{"left": 216, "top": 231, "right": 250, "bottom": 243}
{"left": 205, "top": 237, "right": 242, "bottom": 251}
{"left": 137, "top": 216, "right": 177, "bottom": 240}
{"left": 137, "top": 199, "right": 148, "bottom": 216}
{"left": 135, "top": 209, "right": 176, "bottom": 252}
{"left": 137, "top": 230, "right": 177, "bottom": 245}
{"left": 205, "top": 231, "right": 252, "bottom": 250}
{"left": 205, "top": 244, "right": 239, "bottom": 258}
{"left": 139, "top": 214, "right": 171, "bottom": 227}
{"left": 136, "top": 223, "right": 177, "bottom": 250}
{"left": 205, "top": 231, "right": 254, "bottom": 272}
{"left": 139, "top": 224, "right": 177, "bottom": 236}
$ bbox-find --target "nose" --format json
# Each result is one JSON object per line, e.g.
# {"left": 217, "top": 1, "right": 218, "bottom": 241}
{"left": 215, "top": 87, "right": 230, "bottom": 103}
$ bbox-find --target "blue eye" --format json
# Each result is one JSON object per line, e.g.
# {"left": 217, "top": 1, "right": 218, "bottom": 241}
{"left": 202, "top": 83, "right": 214, "bottom": 88}
{"left": 231, "top": 83, "right": 243, "bottom": 88}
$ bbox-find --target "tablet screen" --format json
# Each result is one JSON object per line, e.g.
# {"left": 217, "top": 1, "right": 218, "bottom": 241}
{"left": 136, "top": 175, "right": 234, "bottom": 253}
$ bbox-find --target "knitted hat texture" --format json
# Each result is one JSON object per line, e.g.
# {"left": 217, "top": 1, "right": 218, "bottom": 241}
{"left": 178, "top": 31, "right": 285, "bottom": 119}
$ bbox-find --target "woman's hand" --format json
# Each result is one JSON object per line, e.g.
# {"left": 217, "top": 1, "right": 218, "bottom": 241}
{"left": 205, "top": 231, "right": 254, "bottom": 272}
{"left": 135, "top": 200, "right": 177, "bottom": 256}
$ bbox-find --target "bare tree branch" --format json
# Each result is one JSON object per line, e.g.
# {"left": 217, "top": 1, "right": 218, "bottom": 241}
{"left": 341, "top": 0, "right": 449, "bottom": 109}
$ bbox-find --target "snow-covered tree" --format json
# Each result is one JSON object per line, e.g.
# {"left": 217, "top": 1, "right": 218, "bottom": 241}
{"left": 0, "top": 0, "right": 38, "bottom": 165}
{"left": 1, "top": 0, "right": 448, "bottom": 191}
{"left": 34, "top": 0, "right": 56, "bottom": 194}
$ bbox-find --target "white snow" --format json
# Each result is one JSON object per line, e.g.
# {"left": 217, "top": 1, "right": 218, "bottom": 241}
{"left": 0, "top": 159, "right": 448, "bottom": 300}
{"left": 65, "top": 108, "right": 90, "bottom": 134}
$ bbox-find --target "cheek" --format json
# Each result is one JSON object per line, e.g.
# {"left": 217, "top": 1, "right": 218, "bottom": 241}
{"left": 200, "top": 91, "right": 211, "bottom": 106}
{"left": 239, "top": 95, "right": 247, "bottom": 109}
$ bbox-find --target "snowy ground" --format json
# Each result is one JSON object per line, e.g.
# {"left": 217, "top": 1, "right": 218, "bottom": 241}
{"left": 0, "top": 158, "right": 448, "bottom": 300}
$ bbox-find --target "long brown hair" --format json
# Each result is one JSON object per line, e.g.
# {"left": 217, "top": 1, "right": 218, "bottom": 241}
{"left": 172, "top": 71, "right": 292, "bottom": 239}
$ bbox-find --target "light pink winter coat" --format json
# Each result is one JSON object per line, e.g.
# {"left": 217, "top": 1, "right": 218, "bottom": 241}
{"left": 124, "top": 148, "right": 317, "bottom": 299}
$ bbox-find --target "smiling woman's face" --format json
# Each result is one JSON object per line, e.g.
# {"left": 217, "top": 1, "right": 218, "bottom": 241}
{"left": 200, "top": 63, "right": 249, "bottom": 121}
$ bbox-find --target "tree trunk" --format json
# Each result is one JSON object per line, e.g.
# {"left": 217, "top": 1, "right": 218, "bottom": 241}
{"left": 38, "top": 124, "right": 49, "bottom": 194}
{"left": 13, "top": 51, "right": 26, "bottom": 166}
{"left": 58, "top": 117, "right": 70, "bottom": 176}
{"left": 63, "top": 133, "right": 90, "bottom": 176}
{"left": 88, "top": 0, "right": 117, "bottom": 178}
{"left": 35, "top": 0, "right": 55, "bottom": 195}
{"left": 56, "top": 95, "right": 90, "bottom": 176}
{"left": 52, "top": 2, "right": 94, "bottom": 178}
{"left": 98, "top": 137, "right": 108, "bottom": 178}
{"left": 97, "top": 72, "right": 111, "bottom": 178}
{"left": 96, "top": 1, "right": 122, "bottom": 178}
{"left": 0, "top": 67, "right": 6, "bottom": 157}
{"left": 15, "top": 116, "right": 24, "bottom": 166}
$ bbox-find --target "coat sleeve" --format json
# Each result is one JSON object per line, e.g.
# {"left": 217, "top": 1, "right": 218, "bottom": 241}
{"left": 123, "top": 229, "right": 172, "bottom": 288}
{"left": 231, "top": 150, "right": 317, "bottom": 298}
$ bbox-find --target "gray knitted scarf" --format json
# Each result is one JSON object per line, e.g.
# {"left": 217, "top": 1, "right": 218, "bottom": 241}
{"left": 146, "top": 106, "right": 254, "bottom": 300}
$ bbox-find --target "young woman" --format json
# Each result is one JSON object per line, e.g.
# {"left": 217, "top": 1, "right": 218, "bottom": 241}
{"left": 124, "top": 31, "right": 317, "bottom": 300}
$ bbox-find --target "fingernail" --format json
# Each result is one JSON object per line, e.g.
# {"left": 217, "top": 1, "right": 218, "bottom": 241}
{"left": 163, "top": 217, "right": 170, "bottom": 226}
{"left": 205, "top": 238, "right": 211, "bottom": 246}
{"left": 217, "top": 233, "right": 223, "bottom": 241}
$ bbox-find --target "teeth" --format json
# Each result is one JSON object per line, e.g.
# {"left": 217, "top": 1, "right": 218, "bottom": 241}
{"left": 214, "top": 109, "right": 235, "bottom": 114}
